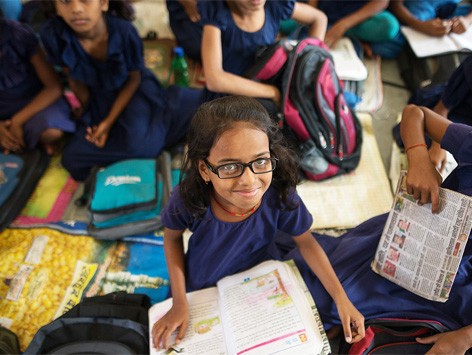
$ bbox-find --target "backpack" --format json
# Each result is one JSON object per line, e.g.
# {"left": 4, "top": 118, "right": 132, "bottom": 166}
{"left": 25, "top": 291, "right": 151, "bottom": 354}
{"left": 338, "top": 318, "right": 451, "bottom": 355}
{"left": 77, "top": 152, "right": 172, "bottom": 240}
{"left": 0, "top": 149, "right": 49, "bottom": 232}
{"left": 0, "top": 326, "right": 20, "bottom": 355}
{"left": 245, "top": 38, "right": 363, "bottom": 181}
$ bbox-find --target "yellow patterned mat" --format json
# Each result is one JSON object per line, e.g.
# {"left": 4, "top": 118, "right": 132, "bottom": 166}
{"left": 297, "top": 113, "right": 393, "bottom": 230}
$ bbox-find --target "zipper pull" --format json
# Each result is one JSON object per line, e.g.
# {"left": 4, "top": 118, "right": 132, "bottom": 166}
{"left": 329, "top": 132, "right": 334, "bottom": 148}
{"left": 319, "top": 132, "right": 327, "bottom": 149}
{"left": 339, "top": 141, "right": 344, "bottom": 160}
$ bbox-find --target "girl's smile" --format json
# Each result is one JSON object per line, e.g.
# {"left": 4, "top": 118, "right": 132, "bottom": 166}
{"left": 199, "top": 122, "right": 273, "bottom": 218}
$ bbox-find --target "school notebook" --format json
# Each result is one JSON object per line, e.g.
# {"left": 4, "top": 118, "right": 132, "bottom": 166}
{"left": 401, "top": 26, "right": 472, "bottom": 58}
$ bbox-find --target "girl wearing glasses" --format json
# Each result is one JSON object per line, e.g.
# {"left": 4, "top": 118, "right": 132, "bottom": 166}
{"left": 151, "top": 95, "right": 364, "bottom": 351}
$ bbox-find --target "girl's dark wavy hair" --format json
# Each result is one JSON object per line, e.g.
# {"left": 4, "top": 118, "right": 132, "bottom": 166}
{"left": 180, "top": 95, "right": 299, "bottom": 217}
{"left": 40, "top": 0, "right": 134, "bottom": 21}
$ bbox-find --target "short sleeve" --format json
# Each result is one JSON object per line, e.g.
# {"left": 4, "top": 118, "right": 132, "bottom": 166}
{"left": 122, "top": 22, "right": 145, "bottom": 71}
{"left": 11, "top": 21, "right": 40, "bottom": 60}
{"left": 198, "top": 0, "right": 227, "bottom": 30}
{"left": 441, "top": 56, "right": 472, "bottom": 111}
{"left": 39, "top": 19, "right": 64, "bottom": 67}
{"left": 161, "top": 185, "right": 194, "bottom": 231}
{"left": 277, "top": 190, "right": 313, "bottom": 237}
{"left": 267, "top": 0, "right": 296, "bottom": 22}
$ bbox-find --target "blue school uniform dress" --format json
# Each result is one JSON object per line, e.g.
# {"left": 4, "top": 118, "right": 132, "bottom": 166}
{"left": 161, "top": 186, "right": 313, "bottom": 292}
{"left": 285, "top": 123, "right": 472, "bottom": 332}
{"left": 40, "top": 16, "right": 203, "bottom": 181}
{"left": 0, "top": 19, "right": 74, "bottom": 150}
{"left": 166, "top": 0, "right": 202, "bottom": 61}
{"left": 441, "top": 54, "right": 472, "bottom": 125}
{"left": 197, "top": 0, "right": 295, "bottom": 103}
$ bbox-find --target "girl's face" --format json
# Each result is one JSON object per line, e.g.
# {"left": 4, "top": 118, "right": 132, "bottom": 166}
{"left": 55, "top": 0, "right": 108, "bottom": 34}
{"left": 199, "top": 123, "right": 272, "bottom": 214}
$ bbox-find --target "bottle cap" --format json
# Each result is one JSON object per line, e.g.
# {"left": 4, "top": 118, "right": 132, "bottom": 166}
{"left": 173, "top": 46, "right": 185, "bottom": 57}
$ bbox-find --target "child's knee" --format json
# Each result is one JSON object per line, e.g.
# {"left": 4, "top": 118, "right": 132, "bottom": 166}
{"left": 39, "top": 128, "right": 64, "bottom": 144}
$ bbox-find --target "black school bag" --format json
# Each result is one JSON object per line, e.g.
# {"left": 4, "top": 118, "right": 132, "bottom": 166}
{"left": 25, "top": 291, "right": 151, "bottom": 354}
{"left": 338, "top": 318, "right": 454, "bottom": 355}
{"left": 245, "top": 38, "right": 363, "bottom": 181}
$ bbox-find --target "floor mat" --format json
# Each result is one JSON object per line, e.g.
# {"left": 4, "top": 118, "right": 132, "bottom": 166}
{"left": 0, "top": 223, "right": 169, "bottom": 352}
{"left": 10, "top": 155, "right": 79, "bottom": 226}
{"left": 297, "top": 113, "right": 393, "bottom": 230}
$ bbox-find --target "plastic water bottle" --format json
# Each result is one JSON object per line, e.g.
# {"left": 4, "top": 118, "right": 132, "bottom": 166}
{"left": 171, "top": 46, "right": 189, "bottom": 87}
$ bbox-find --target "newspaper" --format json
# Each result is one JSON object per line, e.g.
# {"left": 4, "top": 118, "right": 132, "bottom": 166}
{"left": 371, "top": 171, "right": 472, "bottom": 302}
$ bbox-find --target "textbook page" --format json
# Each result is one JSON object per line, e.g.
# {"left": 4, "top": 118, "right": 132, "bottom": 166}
{"left": 217, "top": 260, "right": 324, "bottom": 355}
{"left": 401, "top": 26, "right": 472, "bottom": 57}
{"left": 149, "top": 287, "right": 226, "bottom": 355}
{"left": 330, "top": 37, "right": 368, "bottom": 81}
{"left": 371, "top": 171, "right": 472, "bottom": 302}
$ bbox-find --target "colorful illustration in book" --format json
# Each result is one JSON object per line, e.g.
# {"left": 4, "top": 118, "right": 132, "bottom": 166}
{"left": 394, "top": 197, "right": 404, "bottom": 212}
{"left": 383, "top": 260, "right": 397, "bottom": 277}
{"left": 393, "top": 234, "right": 406, "bottom": 249}
{"left": 244, "top": 269, "right": 293, "bottom": 308}
{"left": 397, "top": 219, "right": 410, "bottom": 234}
{"left": 194, "top": 316, "right": 221, "bottom": 334}
{"left": 387, "top": 246, "right": 400, "bottom": 263}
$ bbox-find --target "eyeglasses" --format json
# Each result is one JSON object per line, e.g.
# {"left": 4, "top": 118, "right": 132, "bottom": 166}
{"left": 204, "top": 158, "right": 278, "bottom": 179}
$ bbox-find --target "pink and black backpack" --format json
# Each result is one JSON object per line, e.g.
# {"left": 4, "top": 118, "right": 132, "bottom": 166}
{"left": 245, "top": 38, "right": 363, "bottom": 181}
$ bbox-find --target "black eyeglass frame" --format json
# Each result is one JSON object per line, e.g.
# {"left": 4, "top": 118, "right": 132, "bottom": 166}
{"left": 204, "top": 158, "right": 278, "bottom": 179}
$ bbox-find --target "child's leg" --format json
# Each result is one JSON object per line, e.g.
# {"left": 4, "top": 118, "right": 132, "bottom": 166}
{"left": 22, "top": 97, "right": 75, "bottom": 150}
{"left": 346, "top": 11, "right": 400, "bottom": 43}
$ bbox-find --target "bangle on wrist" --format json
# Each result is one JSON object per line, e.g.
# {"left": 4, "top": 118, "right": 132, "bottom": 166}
{"left": 405, "top": 143, "right": 427, "bottom": 153}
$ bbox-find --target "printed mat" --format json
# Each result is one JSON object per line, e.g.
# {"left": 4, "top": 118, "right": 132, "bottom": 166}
{"left": 0, "top": 223, "right": 169, "bottom": 352}
{"left": 298, "top": 113, "right": 393, "bottom": 230}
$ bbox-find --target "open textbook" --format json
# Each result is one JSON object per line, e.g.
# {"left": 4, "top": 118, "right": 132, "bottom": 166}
{"left": 371, "top": 171, "right": 472, "bottom": 302}
{"left": 149, "top": 260, "right": 330, "bottom": 355}
{"left": 401, "top": 26, "right": 472, "bottom": 57}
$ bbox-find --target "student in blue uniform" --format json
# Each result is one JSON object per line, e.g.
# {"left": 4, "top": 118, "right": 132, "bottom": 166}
{"left": 310, "top": 0, "right": 399, "bottom": 54}
{"left": 0, "top": 16, "right": 74, "bottom": 154}
{"left": 282, "top": 104, "right": 472, "bottom": 354}
{"left": 198, "top": 0, "right": 327, "bottom": 109}
{"left": 166, "top": 0, "right": 202, "bottom": 61}
{"left": 39, "top": 0, "right": 203, "bottom": 181}
{"left": 151, "top": 95, "right": 365, "bottom": 351}
{"left": 384, "top": 0, "right": 472, "bottom": 58}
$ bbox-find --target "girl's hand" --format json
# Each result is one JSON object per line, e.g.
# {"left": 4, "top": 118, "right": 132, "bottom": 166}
{"left": 85, "top": 121, "right": 111, "bottom": 148}
{"left": 406, "top": 148, "right": 442, "bottom": 213}
{"left": 9, "top": 119, "right": 25, "bottom": 150}
{"left": 324, "top": 21, "right": 348, "bottom": 48}
{"left": 418, "top": 18, "right": 452, "bottom": 36}
{"left": 417, "top": 326, "right": 472, "bottom": 355}
{"left": 428, "top": 141, "right": 447, "bottom": 173}
{"left": 336, "top": 298, "right": 365, "bottom": 343}
{"left": 451, "top": 16, "right": 471, "bottom": 34}
{"left": 180, "top": 0, "right": 200, "bottom": 23}
{"left": 152, "top": 305, "right": 189, "bottom": 351}
{"left": 0, "top": 121, "right": 22, "bottom": 153}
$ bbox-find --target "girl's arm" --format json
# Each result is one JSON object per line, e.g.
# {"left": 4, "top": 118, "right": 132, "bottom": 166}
{"left": 291, "top": 2, "right": 327, "bottom": 40}
{"left": 324, "top": 0, "right": 389, "bottom": 47}
{"left": 293, "top": 230, "right": 365, "bottom": 344}
{"left": 201, "top": 25, "right": 281, "bottom": 105}
{"left": 151, "top": 227, "right": 189, "bottom": 351}
{"left": 85, "top": 70, "right": 141, "bottom": 147}
{"left": 400, "top": 104, "right": 451, "bottom": 213}
{"left": 389, "top": 0, "right": 452, "bottom": 36}
{"left": 9, "top": 49, "right": 63, "bottom": 148}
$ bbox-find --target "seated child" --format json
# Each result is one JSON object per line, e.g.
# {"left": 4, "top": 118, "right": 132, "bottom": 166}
{"left": 39, "top": 0, "right": 203, "bottom": 181}
{"left": 310, "top": 0, "right": 399, "bottom": 55}
{"left": 280, "top": 104, "right": 472, "bottom": 354}
{"left": 198, "top": 0, "right": 327, "bottom": 112}
{"left": 385, "top": 0, "right": 472, "bottom": 58}
{"left": 0, "top": 16, "right": 74, "bottom": 155}
{"left": 151, "top": 95, "right": 364, "bottom": 351}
